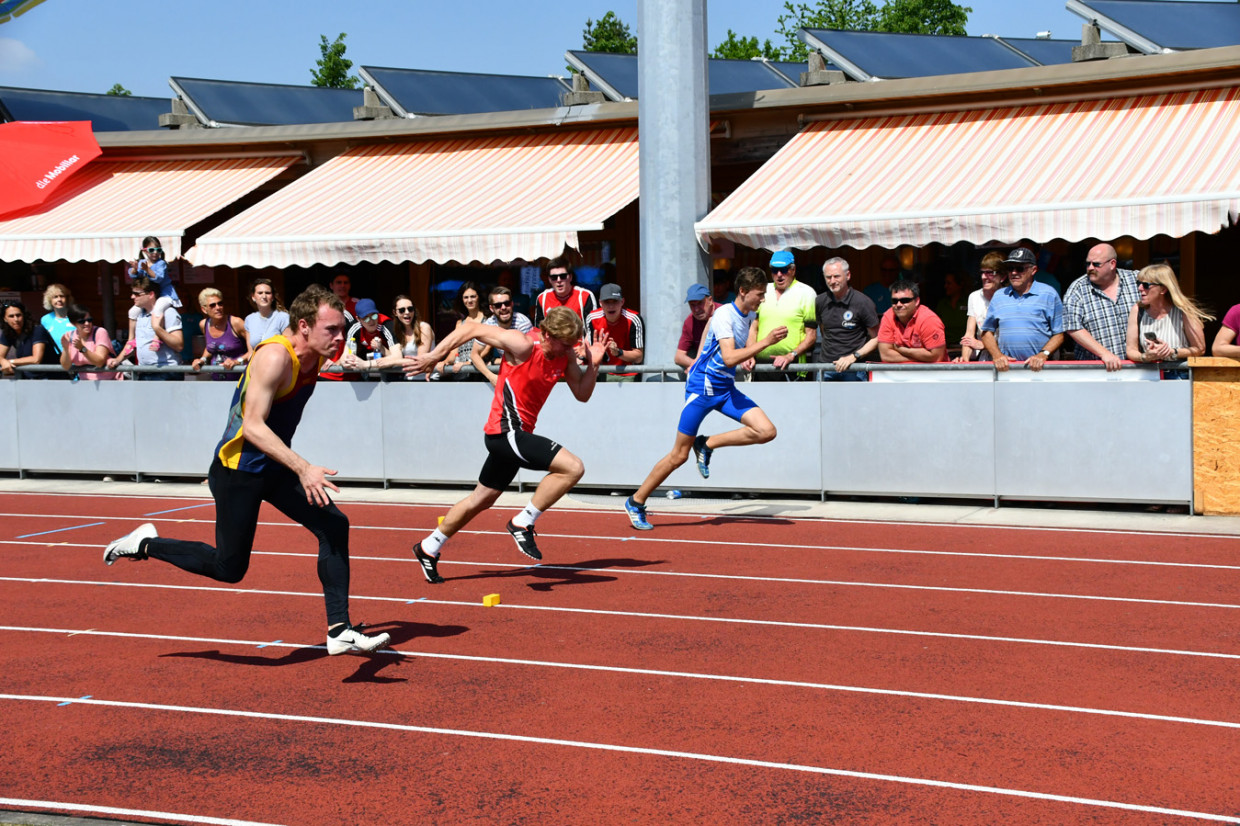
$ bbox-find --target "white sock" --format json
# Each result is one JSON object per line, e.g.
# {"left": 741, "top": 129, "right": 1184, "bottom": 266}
{"left": 510, "top": 503, "right": 543, "bottom": 529}
{"left": 422, "top": 528, "right": 448, "bottom": 557}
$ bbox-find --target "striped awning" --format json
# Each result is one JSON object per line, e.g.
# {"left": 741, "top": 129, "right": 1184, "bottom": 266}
{"left": 0, "top": 155, "right": 301, "bottom": 263}
{"left": 187, "top": 127, "right": 640, "bottom": 268}
{"left": 695, "top": 87, "right": 1240, "bottom": 251}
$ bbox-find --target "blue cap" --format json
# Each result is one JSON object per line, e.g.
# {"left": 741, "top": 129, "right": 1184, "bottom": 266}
{"left": 354, "top": 298, "right": 378, "bottom": 319}
{"left": 769, "top": 250, "right": 794, "bottom": 268}
{"left": 685, "top": 283, "right": 710, "bottom": 302}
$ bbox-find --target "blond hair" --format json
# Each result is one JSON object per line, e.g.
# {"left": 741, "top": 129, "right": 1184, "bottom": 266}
{"left": 197, "top": 287, "right": 223, "bottom": 308}
{"left": 42, "top": 283, "right": 72, "bottom": 310}
{"left": 540, "top": 306, "right": 583, "bottom": 344}
{"left": 1139, "top": 263, "right": 1214, "bottom": 326}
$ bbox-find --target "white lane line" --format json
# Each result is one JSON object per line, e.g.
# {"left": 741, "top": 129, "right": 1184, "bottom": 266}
{"left": 5, "top": 544, "right": 1240, "bottom": 611}
{"left": 0, "top": 797, "right": 285, "bottom": 826}
{"left": 8, "top": 624, "right": 1240, "bottom": 731}
{"left": 6, "top": 529, "right": 1240, "bottom": 573}
{"left": 2, "top": 694, "right": 1233, "bottom": 823}
{"left": 2, "top": 492, "right": 1233, "bottom": 539}
{"left": 3, "top": 577, "right": 1240, "bottom": 661}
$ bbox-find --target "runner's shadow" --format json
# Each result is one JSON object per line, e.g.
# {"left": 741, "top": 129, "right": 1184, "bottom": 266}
{"left": 657, "top": 513, "right": 796, "bottom": 527}
{"left": 446, "top": 557, "right": 664, "bottom": 592}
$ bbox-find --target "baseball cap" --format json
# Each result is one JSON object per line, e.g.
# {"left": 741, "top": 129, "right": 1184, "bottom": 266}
{"left": 1004, "top": 248, "right": 1036, "bottom": 266}
{"left": 599, "top": 283, "right": 623, "bottom": 302}
{"left": 685, "top": 283, "right": 710, "bottom": 302}
{"left": 354, "top": 298, "right": 378, "bottom": 319}
{"left": 769, "top": 250, "right": 795, "bottom": 269}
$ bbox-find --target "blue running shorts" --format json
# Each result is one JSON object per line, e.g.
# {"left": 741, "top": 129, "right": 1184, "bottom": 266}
{"left": 676, "top": 388, "right": 758, "bottom": 437}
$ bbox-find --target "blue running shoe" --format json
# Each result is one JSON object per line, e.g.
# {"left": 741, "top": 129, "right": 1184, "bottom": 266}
{"left": 624, "top": 496, "right": 653, "bottom": 531}
{"left": 692, "top": 435, "right": 713, "bottom": 479}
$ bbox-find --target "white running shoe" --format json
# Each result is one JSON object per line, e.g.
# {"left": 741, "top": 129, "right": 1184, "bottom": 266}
{"left": 326, "top": 624, "right": 392, "bottom": 656}
{"left": 103, "top": 523, "right": 157, "bottom": 566}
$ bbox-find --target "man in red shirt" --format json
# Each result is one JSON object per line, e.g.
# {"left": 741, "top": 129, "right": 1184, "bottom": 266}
{"left": 878, "top": 279, "right": 948, "bottom": 363}
{"left": 585, "top": 283, "right": 644, "bottom": 381}
{"left": 403, "top": 307, "right": 609, "bottom": 583}
{"left": 533, "top": 258, "right": 598, "bottom": 325}
{"left": 675, "top": 283, "right": 714, "bottom": 369}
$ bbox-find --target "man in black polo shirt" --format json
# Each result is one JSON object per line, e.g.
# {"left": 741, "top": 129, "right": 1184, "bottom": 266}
{"left": 814, "top": 256, "right": 879, "bottom": 382}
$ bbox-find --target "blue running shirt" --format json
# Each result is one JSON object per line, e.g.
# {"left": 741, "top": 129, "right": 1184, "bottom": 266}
{"left": 686, "top": 301, "right": 754, "bottom": 397}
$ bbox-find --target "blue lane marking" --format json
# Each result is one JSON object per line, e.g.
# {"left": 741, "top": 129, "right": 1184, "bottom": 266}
{"left": 405, "top": 597, "right": 428, "bottom": 604}
{"left": 144, "top": 502, "right": 214, "bottom": 516}
{"left": 256, "top": 640, "right": 281, "bottom": 649}
{"left": 58, "top": 695, "right": 92, "bottom": 707}
{"left": 17, "top": 522, "right": 106, "bottom": 539}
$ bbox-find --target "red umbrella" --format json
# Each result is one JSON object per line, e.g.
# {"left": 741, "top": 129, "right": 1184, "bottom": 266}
{"left": 0, "top": 120, "right": 101, "bottom": 219}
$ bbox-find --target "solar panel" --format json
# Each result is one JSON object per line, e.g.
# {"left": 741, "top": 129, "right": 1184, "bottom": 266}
{"left": 565, "top": 51, "right": 802, "bottom": 101}
{"left": 801, "top": 29, "right": 1039, "bottom": 80}
{"left": 1067, "top": 0, "right": 1240, "bottom": 52}
{"left": 994, "top": 37, "right": 1080, "bottom": 66}
{"left": 360, "top": 67, "right": 569, "bottom": 116}
{"left": 170, "top": 77, "right": 360, "bottom": 126}
{"left": 0, "top": 86, "right": 169, "bottom": 132}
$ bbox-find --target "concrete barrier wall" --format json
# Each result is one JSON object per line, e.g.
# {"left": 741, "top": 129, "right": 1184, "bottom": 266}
{"left": 0, "top": 369, "right": 1194, "bottom": 505}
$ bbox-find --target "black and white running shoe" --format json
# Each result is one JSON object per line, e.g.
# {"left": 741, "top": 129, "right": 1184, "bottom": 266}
{"left": 326, "top": 623, "right": 391, "bottom": 656}
{"left": 692, "top": 435, "right": 713, "bottom": 479}
{"left": 505, "top": 520, "right": 542, "bottom": 560}
{"left": 412, "top": 542, "right": 444, "bottom": 584}
{"left": 103, "top": 522, "right": 156, "bottom": 565}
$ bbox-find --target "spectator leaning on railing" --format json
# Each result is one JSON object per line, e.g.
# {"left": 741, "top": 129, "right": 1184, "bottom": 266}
{"left": 878, "top": 279, "right": 948, "bottom": 363}
{"left": 1063, "top": 243, "right": 1140, "bottom": 372}
{"left": 1125, "top": 263, "right": 1210, "bottom": 373}
{"left": 1212, "top": 302, "right": 1240, "bottom": 359}
{"left": 980, "top": 248, "right": 1064, "bottom": 373}
{"left": 107, "top": 275, "right": 184, "bottom": 380}
{"left": 0, "top": 300, "right": 55, "bottom": 378}
{"left": 59, "top": 303, "right": 118, "bottom": 380}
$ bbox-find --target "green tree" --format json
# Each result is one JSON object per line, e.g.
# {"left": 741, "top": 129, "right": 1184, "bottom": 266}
{"left": 310, "top": 32, "right": 360, "bottom": 89}
{"left": 876, "top": 0, "right": 970, "bottom": 35}
{"left": 712, "top": 29, "right": 782, "bottom": 60}
{"left": 583, "top": 11, "right": 638, "bottom": 53}
{"left": 776, "top": 0, "right": 879, "bottom": 59}
{"left": 105, "top": 83, "right": 132, "bottom": 96}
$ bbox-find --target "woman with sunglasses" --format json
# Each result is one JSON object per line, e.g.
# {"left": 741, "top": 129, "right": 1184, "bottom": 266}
{"left": 58, "top": 303, "right": 118, "bottom": 380}
{"left": 0, "top": 300, "right": 55, "bottom": 378}
{"left": 243, "top": 278, "right": 290, "bottom": 355}
{"left": 1125, "top": 263, "right": 1211, "bottom": 371}
{"left": 435, "top": 281, "right": 489, "bottom": 380}
{"left": 191, "top": 288, "right": 250, "bottom": 380}
{"left": 955, "top": 251, "right": 1008, "bottom": 362}
{"left": 390, "top": 295, "right": 436, "bottom": 381}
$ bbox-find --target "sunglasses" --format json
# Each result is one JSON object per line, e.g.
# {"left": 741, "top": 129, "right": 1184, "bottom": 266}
{"left": 145, "top": 247, "right": 162, "bottom": 254}
{"left": 130, "top": 292, "right": 146, "bottom": 297}
{"left": 1136, "top": 281, "right": 1160, "bottom": 290}
{"left": 980, "top": 269, "right": 998, "bottom": 276}
{"left": 548, "top": 273, "right": 570, "bottom": 281}
{"left": 206, "top": 301, "right": 223, "bottom": 309}
{"left": 1085, "top": 260, "right": 1111, "bottom": 268}
{"left": 891, "top": 297, "right": 916, "bottom": 305}
{"left": 362, "top": 313, "right": 380, "bottom": 322}
{"left": 77, "top": 317, "right": 94, "bottom": 324}
{"left": 490, "top": 300, "right": 512, "bottom": 308}
{"left": 771, "top": 266, "right": 791, "bottom": 274}
{"left": 395, "top": 306, "right": 414, "bottom": 314}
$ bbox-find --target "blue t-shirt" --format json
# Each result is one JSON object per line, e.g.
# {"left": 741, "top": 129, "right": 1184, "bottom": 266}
{"left": 981, "top": 281, "right": 1064, "bottom": 360}
{"left": 41, "top": 313, "right": 74, "bottom": 355}
{"left": 686, "top": 301, "right": 754, "bottom": 396}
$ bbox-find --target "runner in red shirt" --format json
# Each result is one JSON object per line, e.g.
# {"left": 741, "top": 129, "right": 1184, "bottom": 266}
{"left": 403, "top": 307, "right": 610, "bottom": 583}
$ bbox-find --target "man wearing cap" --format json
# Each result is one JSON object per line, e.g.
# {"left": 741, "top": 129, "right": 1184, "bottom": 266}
{"left": 340, "top": 298, "right": 395, "bottom": 381}
{"left": 980, "top": 247, "right": 1065, "bottom": 372}
{"left": 675, "top": 283, "right": 715, "bottom": 370}
{"left": 878, "top": 279, "right": 947, "bottom": 363}
{"left": 754, "top": 250, "right": 817, "bottom": 381}
{"left": 1062, "top": 242, "right": 1139, "bottom": 372}
{"left": 814, "top": 257, "right": 879, "bottom": 382}
{"left": 585, "top": 283, "right": 644, "bottom": 382}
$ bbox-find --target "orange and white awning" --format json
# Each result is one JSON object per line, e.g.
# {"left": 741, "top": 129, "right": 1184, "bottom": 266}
{"left": 696, "top": 87, "right": 1240, "bottom": 251}
{"left": 0, "top": 155, "right": 302, "bottom": 263}
{"left": 188, "top": 127, "right": 640, "bottom": 268}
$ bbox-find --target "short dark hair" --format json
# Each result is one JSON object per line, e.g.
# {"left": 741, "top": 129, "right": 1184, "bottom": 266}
{"left": 734, "top": 267, "right": 767, "bottom": 294}
{"left": 66, "top": 303, "right": 92, "bottom": 325}
{"left": 288, "top": 284, "right": 344, "bottom": 329}
{"left": 131, "top": 275, "right": 157, "bottom": 295}
{"left": 889, "top": 278, "right": 920, "bottom": 299}
{"left": 546, "top": 257, "right": 574, "bottom": 278}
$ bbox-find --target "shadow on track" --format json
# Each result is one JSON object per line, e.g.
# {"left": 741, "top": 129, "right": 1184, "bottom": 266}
{"left": 443, "top": 557, "right": 665, "bottom": 591}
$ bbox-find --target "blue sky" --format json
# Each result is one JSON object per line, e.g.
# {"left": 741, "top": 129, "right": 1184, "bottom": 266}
{"left": 2, "top": 0, "right": 1112, "bottom": 97}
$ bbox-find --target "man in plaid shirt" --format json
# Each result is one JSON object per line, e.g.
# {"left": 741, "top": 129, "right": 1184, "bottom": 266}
{"left": 1063, "top": 243, "right": 1140, "bottom": 372}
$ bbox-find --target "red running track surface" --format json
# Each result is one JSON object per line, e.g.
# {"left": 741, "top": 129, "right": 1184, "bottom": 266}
{"left": 1, "top": 491, "right": 1239, "bottom": 825}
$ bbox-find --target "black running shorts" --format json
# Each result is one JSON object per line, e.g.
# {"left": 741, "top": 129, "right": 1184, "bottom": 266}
{"left": 479, "top": 430, "right": 563, "bottom": 491}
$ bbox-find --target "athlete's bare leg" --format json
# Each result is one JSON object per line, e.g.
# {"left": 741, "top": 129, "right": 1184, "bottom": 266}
{"left": 632, "top": 432, "right": 695, "bottom": 505}
{"left": 439, "top": 483, "right": 503, "bottom": 537}
{"left": 701, "top": 407, "right": 777, "bottom": 450}
{"left": 529, "top": 448, "right": 584, "bottom": 511}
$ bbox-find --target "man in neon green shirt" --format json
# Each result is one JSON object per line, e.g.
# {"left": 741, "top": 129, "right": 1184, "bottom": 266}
{"left": 754, "top": 250, "right": 817, "bottom": 381}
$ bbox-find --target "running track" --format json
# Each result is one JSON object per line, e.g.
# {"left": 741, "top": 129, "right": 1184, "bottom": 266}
{"left": 2, "top": 491, "right": 1239, "bottom": 825}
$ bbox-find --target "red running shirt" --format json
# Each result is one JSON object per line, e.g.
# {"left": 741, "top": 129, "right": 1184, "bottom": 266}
{"left": 484, "top": 330, "right": 568, "bottom": 435}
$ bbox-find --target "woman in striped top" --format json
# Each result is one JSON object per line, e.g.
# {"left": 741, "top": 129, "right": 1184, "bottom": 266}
{"left": 1124, "top": 263, "right": 1211, "bottom": 366}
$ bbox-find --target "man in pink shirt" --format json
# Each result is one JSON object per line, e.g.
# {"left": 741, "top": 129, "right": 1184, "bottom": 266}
{"left": 878, "top": 279, "right": 947, "bottom": 363}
